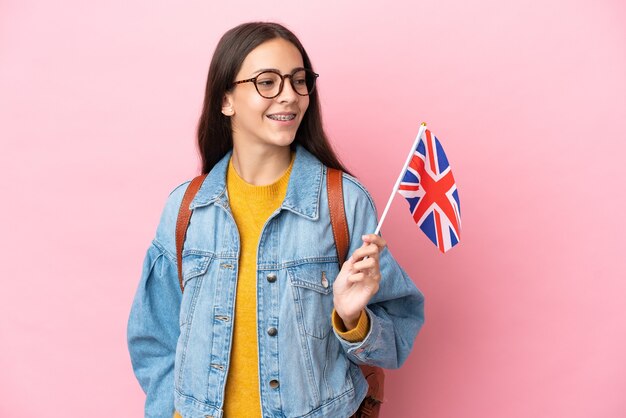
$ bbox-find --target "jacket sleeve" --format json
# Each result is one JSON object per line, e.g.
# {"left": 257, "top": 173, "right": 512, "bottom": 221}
{"left": 127, "top": 241, "right": 180, "bottom": 418}
{"left": 332, "top": 175, "right": 425, "bottom": 369}
{"left": 127, "top": 183, "right": 188, "bottom": 418}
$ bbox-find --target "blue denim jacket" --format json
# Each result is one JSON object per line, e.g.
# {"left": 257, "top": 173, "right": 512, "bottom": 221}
{"left": 127, "top": 145, "right": 425, "bottom": 418}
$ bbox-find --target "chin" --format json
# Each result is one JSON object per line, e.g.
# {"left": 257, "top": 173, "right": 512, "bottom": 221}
{"left": 266, "top": 134, "right": 297, "bottom": 148}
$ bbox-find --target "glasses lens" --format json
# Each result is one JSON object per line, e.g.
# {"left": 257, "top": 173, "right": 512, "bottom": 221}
{"left": 291, "top": 69, "right": 311, "bottom": 96}
{"left": 291, "top": 69, "right": 316, "bottom": 96}
{"left": 255, "top": 71, "right": 282, "bottom": 98}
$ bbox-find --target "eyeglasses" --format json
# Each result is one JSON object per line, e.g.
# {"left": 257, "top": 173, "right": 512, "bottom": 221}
{"left": 232, "top": 68, "right": 319, "bottom": 99}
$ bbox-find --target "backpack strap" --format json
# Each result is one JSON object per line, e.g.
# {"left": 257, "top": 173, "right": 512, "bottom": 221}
{"left": 327, "top": 168, "right": 385, "bottom": 416}
{"left": 175, "top": 174, "right": 207, "bottom": 292}
{"left": 326, "top": 168, "right": 349, "bottom": 265}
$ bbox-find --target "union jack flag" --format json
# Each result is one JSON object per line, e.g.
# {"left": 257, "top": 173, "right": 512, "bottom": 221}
{"left": 398, "top": 129, "right": 461, "bottom": 253}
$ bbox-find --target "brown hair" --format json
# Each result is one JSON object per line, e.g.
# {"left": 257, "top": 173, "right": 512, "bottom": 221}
{"left": 196, "top": 22, "right": 350, "bottom": 175}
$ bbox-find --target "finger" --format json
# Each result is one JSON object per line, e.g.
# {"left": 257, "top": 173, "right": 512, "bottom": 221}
{"left": 354, "top": 268, "right": 381, "bottom": 285}
{"left": 347, "top": 272, "right": 366, "bottom": 283}
{"left": 351, "top": 243, "right": 380, "bottom": 261}
{"left": 340, "top": 254, "right": 356, "bottom": 271}
{"left": 361, "top": 234, "right": 387, "bottom": 250}
{"left": 350, "top": 273, "right": 380, "bottom": 293}
{"left": 352, "top": 257, "right": 377, "bottom": 272}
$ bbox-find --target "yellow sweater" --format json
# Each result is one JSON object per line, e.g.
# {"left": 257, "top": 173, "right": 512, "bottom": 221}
{"left": 223, "top": 157, "right": 293, "bottom": 417}
{"left": 174, "top": 156, "right": 369, "bottom": 418}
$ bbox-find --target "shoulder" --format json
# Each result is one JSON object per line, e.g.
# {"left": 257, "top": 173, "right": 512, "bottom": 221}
{"left": 334, "top": 171, "right": 381, "bottom": 246}
{"left": 167, "top": 179, "right": 193, "bottom": 205}
{"left": 153, "top": 179, "right": 193, "bottom": 256}
{"left": 340, "top": 171, "right": 378, "bottom": 217}
{"left": 164, "top": 179, "right": 194, "bottom": 218}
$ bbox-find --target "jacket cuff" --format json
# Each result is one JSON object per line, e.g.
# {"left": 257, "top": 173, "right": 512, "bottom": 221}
{"left": 331, "top": 309, "right": 370, "bottom": 343}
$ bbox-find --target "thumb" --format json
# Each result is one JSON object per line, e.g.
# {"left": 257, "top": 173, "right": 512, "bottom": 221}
{"left": 340, "top": 254, "right": 355, "bottom": 275}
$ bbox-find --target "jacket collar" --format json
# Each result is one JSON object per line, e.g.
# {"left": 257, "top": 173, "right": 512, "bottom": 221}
{"left": 189, "top": 144, "right": 323, "bottom": 220}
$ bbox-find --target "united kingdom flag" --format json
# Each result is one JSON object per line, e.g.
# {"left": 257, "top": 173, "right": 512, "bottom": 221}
{"left": 398, "top": 129, "right": 461, "bottom": 253}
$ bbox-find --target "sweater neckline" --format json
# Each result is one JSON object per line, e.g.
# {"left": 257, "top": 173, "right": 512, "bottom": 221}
{"left": 227, "top": 153, "right": 294, "bottom": 199}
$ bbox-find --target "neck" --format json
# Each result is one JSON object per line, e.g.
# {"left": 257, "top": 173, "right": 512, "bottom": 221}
{"left": 231, "top": 144, "right": 292, "bottom": 186}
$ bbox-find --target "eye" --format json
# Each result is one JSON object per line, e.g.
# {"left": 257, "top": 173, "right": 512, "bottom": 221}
{"left": 256, "top": 78, "right": 276, "bottom": 88}
{"left": 293, "top": 76, "right": 307, "bottom": 86}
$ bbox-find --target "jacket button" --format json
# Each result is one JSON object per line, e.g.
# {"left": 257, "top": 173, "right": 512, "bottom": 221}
{"left": 267, "top": 327, "right": 278, "bottom": 336}
{"left": 269, "top": 379, "right": 280, "bottom": 389}
{"left": 266, "top": 273, "right": 277, "bottom": 283}
{"left": 321, "top": 272, "right": 329, "bottom": 288}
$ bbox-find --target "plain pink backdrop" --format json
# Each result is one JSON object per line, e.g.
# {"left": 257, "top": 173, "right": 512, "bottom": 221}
{"left": 1, "top": 1, "right": 625, "bottom": 417}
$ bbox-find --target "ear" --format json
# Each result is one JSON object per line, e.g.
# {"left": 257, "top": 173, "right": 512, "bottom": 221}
{"left": 221, "top": 94, "right": 234, "bottom": 116}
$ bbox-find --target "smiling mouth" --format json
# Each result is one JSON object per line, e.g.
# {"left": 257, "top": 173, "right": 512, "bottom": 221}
{"left": 267, "top": 114, "right": 296, "bottom": 121}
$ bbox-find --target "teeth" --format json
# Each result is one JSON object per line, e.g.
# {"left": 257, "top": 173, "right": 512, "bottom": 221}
{"left": 268, "top": 114, "right": 295, "bottom": 121}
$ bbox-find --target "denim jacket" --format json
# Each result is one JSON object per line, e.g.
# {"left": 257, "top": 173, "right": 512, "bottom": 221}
{"left": 127, "top": 145, "right": 425, "bottom": 418}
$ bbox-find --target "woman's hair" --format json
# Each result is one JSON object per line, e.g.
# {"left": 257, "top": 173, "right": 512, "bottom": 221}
{"left": 197, "top": 22, "right": 350, "bottom": 175}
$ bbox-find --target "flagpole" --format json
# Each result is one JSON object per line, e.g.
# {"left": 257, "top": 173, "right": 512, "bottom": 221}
{"left": 374, "top": 122, "right": 428, "bottom": 235}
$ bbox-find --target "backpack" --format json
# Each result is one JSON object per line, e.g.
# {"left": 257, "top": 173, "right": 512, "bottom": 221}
{"left": 175, "top": 168, "right": 384, "bottom": 417}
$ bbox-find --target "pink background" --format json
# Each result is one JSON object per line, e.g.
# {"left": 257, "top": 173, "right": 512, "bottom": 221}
{"left": 1, "top": 1, "right": 625, "bottom": 417}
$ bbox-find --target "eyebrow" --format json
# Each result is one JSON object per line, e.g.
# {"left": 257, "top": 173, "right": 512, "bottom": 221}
{"left": 251, "top": 66, "right": 305, "bottom": 76}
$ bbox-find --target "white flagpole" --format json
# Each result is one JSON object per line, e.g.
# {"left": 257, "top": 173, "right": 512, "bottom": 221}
{"left": 374, "top": 122, "right": 427, "bottom": 235}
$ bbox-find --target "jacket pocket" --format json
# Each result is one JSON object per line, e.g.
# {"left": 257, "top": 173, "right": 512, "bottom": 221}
{"left": 288, "top": 261, "right": 339, "bottom": 339}
{"left": 179, "top": 252, "right": 212, "bottom": 327}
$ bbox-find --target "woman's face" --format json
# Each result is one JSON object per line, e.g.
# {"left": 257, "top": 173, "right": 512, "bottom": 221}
{"left": 223, "top": 38, "right": 310, "bottom": 152}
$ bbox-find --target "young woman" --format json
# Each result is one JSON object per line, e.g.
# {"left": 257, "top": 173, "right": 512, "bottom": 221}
{"left": 128, "top": 22, "right": 424, "bottom": 418}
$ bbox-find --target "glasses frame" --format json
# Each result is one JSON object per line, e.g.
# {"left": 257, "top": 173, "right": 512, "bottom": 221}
{"left": 232, "top": 68, "right": 319, "bottom": 99}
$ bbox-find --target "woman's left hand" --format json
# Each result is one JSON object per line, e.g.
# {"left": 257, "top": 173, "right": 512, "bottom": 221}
{"left": 333, "top": 234, "right": 387, "bottom": 329}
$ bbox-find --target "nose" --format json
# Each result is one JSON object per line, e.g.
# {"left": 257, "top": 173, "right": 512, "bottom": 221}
{"left": 276, "top": 76, "right": 298, "bottom": 103}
